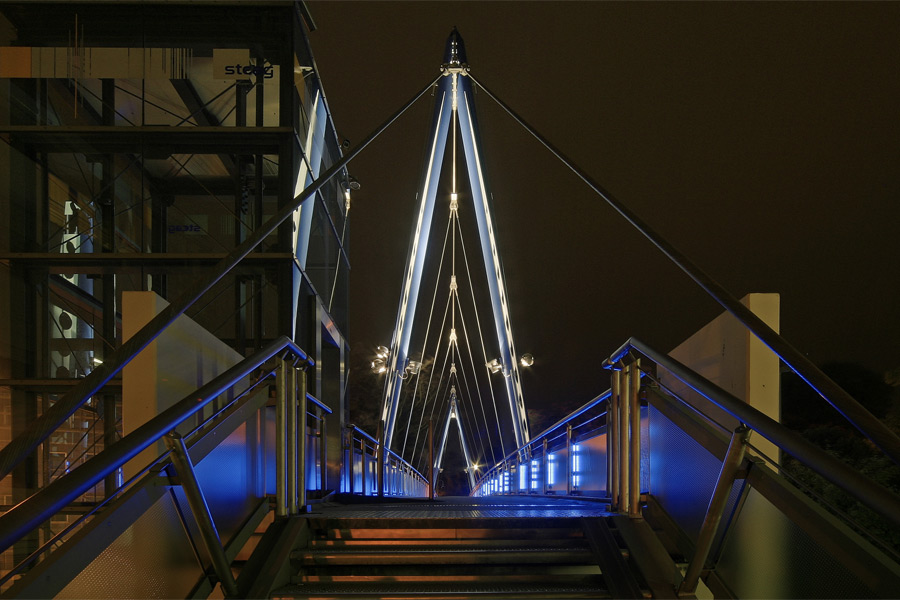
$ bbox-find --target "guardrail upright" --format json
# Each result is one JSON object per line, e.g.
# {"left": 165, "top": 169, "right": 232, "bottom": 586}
{"left": 275, "top": 358, "right": 289, "bottom": 517}
{"left": 297, "top": 361, "right": 308, "bottom": 510}
{"left": 275, "top": 356, "right": 310, "bottom": 516}
{"left": 678, "top": 425, "right": 752, "bottom": 595}
{"left": 628, "top": 359, "right": 642, "bottom": 518}
{"left": 165, "top": 432, "right": 239, "bottom": 598}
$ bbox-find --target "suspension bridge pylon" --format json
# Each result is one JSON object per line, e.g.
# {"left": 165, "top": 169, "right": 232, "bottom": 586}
{"left": 380, "top": 29, "right": 531, "bottom": 455}
{"left": 433, "top": 386, "right": 477, "bottom": 491}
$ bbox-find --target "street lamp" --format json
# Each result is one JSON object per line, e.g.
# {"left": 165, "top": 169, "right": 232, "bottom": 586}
{"left": 371, "top": 345, "right": 390, "bottom": 374}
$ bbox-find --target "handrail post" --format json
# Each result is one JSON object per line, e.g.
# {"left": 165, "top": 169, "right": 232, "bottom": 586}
{"left": 629, "top": 360, "right": 642, "bottom": 518}
{"left": 376, "top": 420, "right": 385, "bottom": 498}
{"left": 542, "top": 438, "right": 549, "bottom": 495}
{"left": 297, "top": 365, "right": 308, "bottom": 511}
{"left": 275, "top": 358, "right": 288, "bottom": 518}
{"left": 678, "top": 425, "right": 751, "bottom": 596}
{"left": 287, "top": 364, "right": 298, "bottom": 516}
{"left": 427, "top": 418, "right": 434, "bottom": 499}
{"left": 619, "top": 365, "right": 631, "bottom": 513}
{"left": 516, "top": 449, "right": 521, "bottom": 494}
{"left": 345, "top": 428, "right": 353, "bottom": 495}
{"left": 360, "top": 436, "right": 367, "bottom": 496}
{"left": 608, "top": 368, "right": 620, "bottom": 510}
{"left": 566, "top": 424, "right": 574, "bottom": 496}
{"left": 165, "top": 432, "right": 238, "bottom": 598}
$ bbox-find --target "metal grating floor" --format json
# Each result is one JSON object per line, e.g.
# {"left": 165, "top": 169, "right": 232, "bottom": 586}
{"left": 308, "top": 495, "right": 613, "bottom": 520}
{"left": 273, "top": 579, "right": 610, "bottom": 597}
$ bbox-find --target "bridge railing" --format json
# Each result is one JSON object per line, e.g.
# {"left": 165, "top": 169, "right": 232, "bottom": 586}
{"left": 473, "top": 337, "right": 900, "bottom": 597}
{"left": 343, "top": 425, "right": 429, "bottom": 498}
{"left": 0, "top": 338, "right": 327, "bottom": 598}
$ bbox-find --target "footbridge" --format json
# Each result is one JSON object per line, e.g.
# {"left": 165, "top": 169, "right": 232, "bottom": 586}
{"left": 1, "top": 21, "right": 899, "bottom": 600}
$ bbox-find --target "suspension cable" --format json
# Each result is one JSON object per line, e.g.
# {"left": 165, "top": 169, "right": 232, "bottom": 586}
{"left": 470, "top": 73, "right": 900, "bottom": 467}
{"left": 401, "top": 217, "right": 453, "bottom": 460}
{"left": 452, "top": 310, "right": 496, "bottom": 466}
{"left": 415, "top": 339, "right": 453, "bottom": 473}
{"left": 450, "top": 336, "right": 490, "bottom": 467}
{"left": 410, "top": 288, "right": 452, "bottom": 464}
{"left": 453, "top": 288, "right": 501, "bottom": 463}
{"left": 453, "top": 382, "right": 487, "bottom": 469}
{"left": 456, "top": 212, "right": 507, "bottom": 458}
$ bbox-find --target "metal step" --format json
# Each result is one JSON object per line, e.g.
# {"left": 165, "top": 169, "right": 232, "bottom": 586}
{"left": 314, "top": 525, "right": 587, "bottom": 542}
{"left": 272, "top": 579, "right": 613, "bottom": 599}
{"left": 269, "top": 498, "right": 649, "bottom": 600}
{"left": 297, "top": 543, "right": 595, "bottom": 566}
{"left": 311, "top": 534, "right": 587, "bottom": 547}
{"left": 295, "top": 563, "right": 602, "bottom": 580}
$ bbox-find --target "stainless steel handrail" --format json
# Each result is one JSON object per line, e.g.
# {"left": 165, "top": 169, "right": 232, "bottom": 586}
{"left": 475, "top": 337, "right": 900, "bottom": 530}
{"left": 0, "top": 335, "right": 309, "bottom": 554}
{"left": 308, "top": 393, "right": 333, "bottom": 415}
{"left": 474, "top": 391, "right": 611, "bottom": 489}
{"left": 609, "top": 337, "right": 900, "bottom": 527}
{"left": 0, "top": 74, "right": 443, "bottom": 481}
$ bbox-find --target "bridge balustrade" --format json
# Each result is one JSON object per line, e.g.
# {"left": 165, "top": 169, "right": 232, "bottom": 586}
{"left": 342, "top": 426, "right": 429, "bottom": 498}
{"left": 0, "top": 342, "right": 336, "bottom": 597}
{"left": 473, "top": 338, "right": 900, "bottom": 598}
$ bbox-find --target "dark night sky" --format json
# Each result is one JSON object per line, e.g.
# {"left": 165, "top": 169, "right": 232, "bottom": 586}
{"left": 305, "top": 1, "right": 900, "bottom": 435}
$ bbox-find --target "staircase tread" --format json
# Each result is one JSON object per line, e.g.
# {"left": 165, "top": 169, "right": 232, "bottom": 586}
{"left": 272, "top": 578, "right": 610, "bottom": 596}
{"left": 302, "top": 544, "right": 591, "bottom": 554}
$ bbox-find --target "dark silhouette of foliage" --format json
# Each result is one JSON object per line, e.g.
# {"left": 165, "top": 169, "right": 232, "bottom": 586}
{"left": 781, "top": 362, "right": 900, "bottom": 553}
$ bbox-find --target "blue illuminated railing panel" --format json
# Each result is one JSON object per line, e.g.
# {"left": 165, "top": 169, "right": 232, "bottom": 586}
{"left": 341, "top": 426, "right": 428, "bottom": 497}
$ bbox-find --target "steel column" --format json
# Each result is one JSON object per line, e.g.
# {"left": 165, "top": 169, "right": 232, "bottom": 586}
{"left": 608, "top": 370, "right": 619, "bottom": 509}
{"left": 629, "top": 360, "right": 642, "bottom": 518}
{"left": 618, "top": 366, "right": 631, "bottom": 513}
{"left": 287, "top": 364, "right": 298, "bottom": 515}
{"left": 297, "top": 366, "right": 307, "bottom": 510}
{"left": 275, "top": 359, "right": 288, "bottom": 518}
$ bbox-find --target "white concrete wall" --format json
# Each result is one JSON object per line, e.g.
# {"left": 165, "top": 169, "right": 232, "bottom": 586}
{"left": 122, "top": 291, "right": 242, "bottom": 478}
{"left": 665, "top": 292, "right": 781, "bottom": 463}
{"left": 662, "top": 292, "right": 786, "bottom": 596}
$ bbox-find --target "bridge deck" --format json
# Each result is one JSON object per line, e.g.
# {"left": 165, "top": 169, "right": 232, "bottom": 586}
{"left": 305, "top": 495, "right": 612, "bottom": 528}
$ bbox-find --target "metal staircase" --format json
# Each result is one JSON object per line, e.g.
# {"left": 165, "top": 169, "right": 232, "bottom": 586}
{"left": 267, "top": 496, "right": 671, "bottom": 600}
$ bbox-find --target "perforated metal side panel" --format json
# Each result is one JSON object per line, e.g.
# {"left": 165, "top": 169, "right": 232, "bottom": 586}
{"left": 195, "top": 412, "right": 265, "bottom": 542}
{"left": 648, "top": 404, "right": 723, "bottom": 540}
{"left": 56, "top": 492, "right": 202, "bottom": 599}
{"left": 715, "top": 488, "right": 877, "bottom": 599}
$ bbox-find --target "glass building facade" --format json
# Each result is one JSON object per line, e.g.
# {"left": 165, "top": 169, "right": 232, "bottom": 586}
{"left": 0, "top": 0, "right": 350, "bottom": 569}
